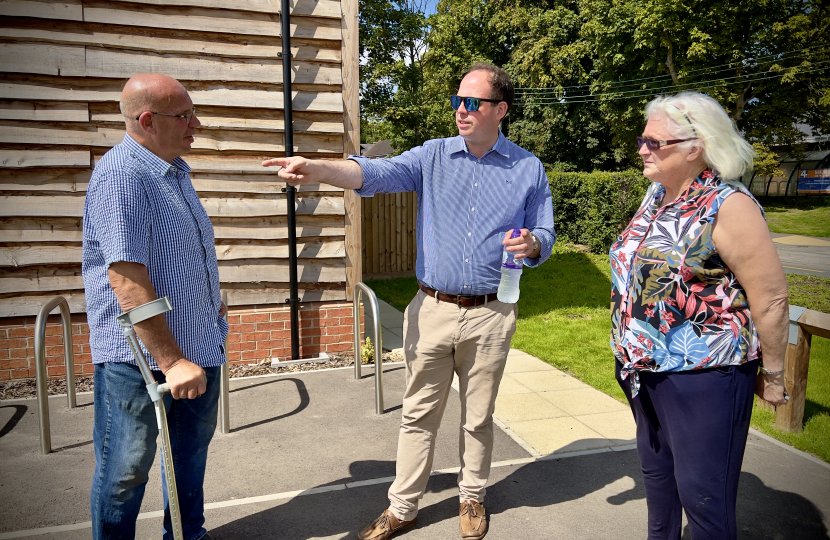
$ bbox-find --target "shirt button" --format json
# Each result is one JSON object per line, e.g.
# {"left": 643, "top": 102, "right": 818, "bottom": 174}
{"left": 471, "top": 207, "right": 475, "bottom": 211}
{"left": 465, "top": 258, "right": 469, "bottom": 263}
{"left": 474, "top": 183, "right": 478, "bottom": 187}
{"left": 467, "top": 232, "right": 471, "bottom": 236}
{"left": 464, "top": 285, "right": 469, "bottom": 288}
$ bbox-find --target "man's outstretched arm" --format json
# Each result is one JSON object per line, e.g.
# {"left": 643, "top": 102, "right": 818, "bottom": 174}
{"left": 262, "top": 157, "right": 364, "bottom": 189}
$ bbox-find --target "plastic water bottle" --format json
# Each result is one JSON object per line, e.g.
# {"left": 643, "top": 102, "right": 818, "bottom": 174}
{"left": 497, "top": 229, "right": 523, "bottom": 303}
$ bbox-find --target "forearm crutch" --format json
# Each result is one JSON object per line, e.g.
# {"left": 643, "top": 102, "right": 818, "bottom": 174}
{"left": 116, "top": 297, "right": 183, "bottom": 540}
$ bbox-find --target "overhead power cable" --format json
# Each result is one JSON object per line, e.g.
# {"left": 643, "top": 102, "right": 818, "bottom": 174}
{"left": 513, "top": 64, "right": 830, "bottom": 105}
{"left": 514, "top": 44, "right": 830, "bottom": 94}
{"left": 516, "top": 58, "right": 830, "bottom": 101}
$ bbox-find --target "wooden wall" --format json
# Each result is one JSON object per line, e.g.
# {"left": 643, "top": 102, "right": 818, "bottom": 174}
{"left": 361, "top": 192, "right": 417, "bottom": 278}
{"left": 0, "top": 0, "right": 361, "bottom": 317}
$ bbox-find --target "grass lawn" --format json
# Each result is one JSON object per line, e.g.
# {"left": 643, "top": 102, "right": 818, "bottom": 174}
{"left": 788, "top": 274, "right": 830, "bottom": 314}
{"left": 366, "top": 247, "right": 830, "bottom": 462}
{"left": 758, "top": 196, "right": 830, "bottom": 238}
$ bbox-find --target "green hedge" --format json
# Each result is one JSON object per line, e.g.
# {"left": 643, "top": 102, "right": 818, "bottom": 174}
{"left": 547, "top": 169, "right": 651, "bottom": 253}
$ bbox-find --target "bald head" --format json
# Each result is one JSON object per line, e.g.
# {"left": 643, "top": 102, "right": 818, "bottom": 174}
{"left": 119, "top": 74, "right": 199, "bottom": 163}
{"left": 120, "top": 74, "right": 188, "bottom": 129}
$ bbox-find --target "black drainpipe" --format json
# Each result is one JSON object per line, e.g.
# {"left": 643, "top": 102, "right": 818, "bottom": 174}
{"left": 281, "top": 0, "right": 300, "bottom": 359}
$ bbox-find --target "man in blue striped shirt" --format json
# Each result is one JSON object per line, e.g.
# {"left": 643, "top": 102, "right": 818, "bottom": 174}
{"left": 265, "top": 62, "right": 555, "bottom": 540}
{"left": 83, "top": 74, "right": 226, "bottom": 540}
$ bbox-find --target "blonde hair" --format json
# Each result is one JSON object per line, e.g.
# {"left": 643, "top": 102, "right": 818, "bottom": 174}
{"left": 644, "top": 92, "right": 755, "bottom": 181}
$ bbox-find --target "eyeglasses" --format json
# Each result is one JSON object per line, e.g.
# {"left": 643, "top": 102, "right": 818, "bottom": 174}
{"left": 450, "top": 95, "right": 503, "bottom": 112}
{"left": 135, "top": 107, "right": 197, "bottom": 123}
{"left": 635, "top": 137, "right": 696, "bottom": 151}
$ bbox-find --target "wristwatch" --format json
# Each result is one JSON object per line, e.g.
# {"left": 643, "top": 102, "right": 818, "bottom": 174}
{"left": 760, "top": 364, "right": 784, "bottom": 375}
{"left": 530, "top": 233, "right": 540, "bottom": 253}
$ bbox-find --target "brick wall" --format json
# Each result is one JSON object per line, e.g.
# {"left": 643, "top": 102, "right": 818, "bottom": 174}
{"left": 0, "top": 301, "right": 361, "bottom": 382}
{"left": 226, "top": 301, "right": 362, "bottom": 364}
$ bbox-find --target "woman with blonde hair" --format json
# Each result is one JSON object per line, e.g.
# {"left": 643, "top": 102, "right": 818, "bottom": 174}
{"left": 609, "top": 92, "right": 790, "bottom": 539}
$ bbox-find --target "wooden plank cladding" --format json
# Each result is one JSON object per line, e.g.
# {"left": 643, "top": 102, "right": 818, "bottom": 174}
{"left": 0, "top": 282, "right": 348, "bottom": 318}
{"left": 0, "top": 215, "right": 345, "bottom": 242}
{"left": 89, "top": 104, "right": 345, "bottom": 135}
{"left": 0, "top": 240, "right": 346, "bottom": 267}
{"left": 0, "top": 20, "right": 342, "bottom": 63}
{"left": 0, "top": 194, "right": 346, "bottom": 217}
{"left": 0, "top": 0, "right": 360, "bottom": 317}
{"left": 107, "top": 0, "right": 342, "bottom": 19}
{"left": 0, "top": 76, "right": 345, "bottom": 113}
{"left": 0, "top": 44, "right": 341, "bottom": 85}
{"left": 84, "top": 2, "right": 343, "bottom": 40}
{"left": 0, "top": 0, "right": 83, "bottom": 22}
{"left": 0, "top": 120, "right": 344, "bottom": 153}
{"left": 0, "top": 101, "right": 88, "bottom": 122}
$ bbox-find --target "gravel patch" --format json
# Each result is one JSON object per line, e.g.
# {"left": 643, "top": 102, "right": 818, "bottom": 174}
{"left": 0, "top": 351, "right": 405, "bottom": 401}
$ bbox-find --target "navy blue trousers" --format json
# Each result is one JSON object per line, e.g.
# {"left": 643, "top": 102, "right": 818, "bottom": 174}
{"left": 616, "top": 360, "right": 758, "bottom": 540}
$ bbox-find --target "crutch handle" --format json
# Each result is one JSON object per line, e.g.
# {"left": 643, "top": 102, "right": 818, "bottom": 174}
{"left": 158, "top": 383, "right": 171, "bottom": 395}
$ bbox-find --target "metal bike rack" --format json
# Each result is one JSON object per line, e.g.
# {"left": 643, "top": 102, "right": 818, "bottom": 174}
{"left": 34, "top": 296, "right": 77, "bottom": 455}
{"left": 219, "top": 291, "right": 230, "bottom": 434}
{"left": 353, "top": 283, "right": 384, "bottom": 414}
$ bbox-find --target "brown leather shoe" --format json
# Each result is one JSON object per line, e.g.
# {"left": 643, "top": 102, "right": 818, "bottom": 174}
{"left": 459, "top": 500, "right": 487, "bottom": 539}
{"left": 357, "top": 509, "right": 416, "bottom": 540}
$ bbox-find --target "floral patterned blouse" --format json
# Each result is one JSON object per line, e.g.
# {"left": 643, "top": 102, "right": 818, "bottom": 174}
{"left": 609, "top": 170, "right": 762, "bottom": 396}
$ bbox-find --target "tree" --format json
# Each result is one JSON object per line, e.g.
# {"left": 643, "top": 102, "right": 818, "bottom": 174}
{"left": 489, "top": 0, "right": 619, "bottom": 170}
{"left": 360, "top": 0, "right": 828, "bottom": 170}
{"left": 359, "top": 0, "right": 431, "bottom": 149}
{"left": 581, "top": 0, "right": 829, "bottom": 164}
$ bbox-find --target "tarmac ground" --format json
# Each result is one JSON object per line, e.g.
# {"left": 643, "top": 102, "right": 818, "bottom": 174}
{"left": 771, "top": 233, "right": 830, "bottom": 277}
{"left": 1, "top": 358, "right": 829, "bottom": 540}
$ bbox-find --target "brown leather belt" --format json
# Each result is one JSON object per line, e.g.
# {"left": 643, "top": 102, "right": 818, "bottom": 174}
{"left": 419, "top": 283, "right": 498, "bottom": 307}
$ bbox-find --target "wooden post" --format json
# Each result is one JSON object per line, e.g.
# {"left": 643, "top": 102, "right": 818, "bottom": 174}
{"left": 774, "top": 308, "right": 830, "bottom": 432}
{"left": 341, "top": 0, "right": 361, "bottom": 298}
{"left": 775, "top": 325, "right": 811, "bottom": 432}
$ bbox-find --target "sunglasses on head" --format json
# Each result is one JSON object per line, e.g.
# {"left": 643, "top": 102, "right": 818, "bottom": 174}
{"left": 450, "top": 95, "right": 503, "bottom": 112}
{"left": 635, "top": 137, "right": 696, "bottom": 151}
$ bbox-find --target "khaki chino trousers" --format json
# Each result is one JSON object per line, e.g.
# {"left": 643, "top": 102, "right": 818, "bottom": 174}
{"left": 388, "top": 290, "right": 517, "bottom": 522}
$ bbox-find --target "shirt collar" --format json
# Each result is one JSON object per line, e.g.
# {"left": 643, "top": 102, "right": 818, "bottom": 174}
{"left": 653, "top": 169, "right": 717, "bottom": 209}
{"left": 448, "top": 131, "right": 510, "bottom": 158}
{"left": 122, "top": 133, "right": 192, "bottom": 177}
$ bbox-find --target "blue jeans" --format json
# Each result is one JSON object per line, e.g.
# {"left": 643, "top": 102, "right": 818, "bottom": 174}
{"left": 90, "top": 361, "right": 220, "bottom": 540}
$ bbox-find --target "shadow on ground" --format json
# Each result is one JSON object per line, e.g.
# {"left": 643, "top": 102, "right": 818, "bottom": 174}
{"left": 211, "top": 448, "right": 828, "bottom": 540}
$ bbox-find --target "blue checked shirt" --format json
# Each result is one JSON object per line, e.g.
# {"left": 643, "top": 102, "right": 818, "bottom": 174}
{"left": 82, "top": 134, "right": 227, "bottom": 370}
{"left": 351, "top": 132, "right": 555, "bottom": 295}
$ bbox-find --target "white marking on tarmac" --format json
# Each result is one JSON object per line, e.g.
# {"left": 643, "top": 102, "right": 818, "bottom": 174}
{"left": 0, "top": 522, "right": 93, "bottom": 539}
{"left": 0, "top": 447, "right": 641, "bottom": 539}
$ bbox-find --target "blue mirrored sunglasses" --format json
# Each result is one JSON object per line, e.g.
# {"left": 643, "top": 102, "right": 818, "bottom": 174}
{"left": 450, "top": 95, "right": 503, "bottom": 112}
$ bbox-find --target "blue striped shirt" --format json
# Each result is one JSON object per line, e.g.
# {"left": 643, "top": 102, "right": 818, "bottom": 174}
{"left": 351, "top": 132, "right": 555, "bottom": 295}
{"left": 82, "top": 134, "right": 227, "bottom": 370}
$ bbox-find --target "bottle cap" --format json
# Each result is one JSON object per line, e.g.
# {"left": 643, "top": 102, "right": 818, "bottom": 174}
{"left": 510, "top": 229, "right": 522, "bottom": 239}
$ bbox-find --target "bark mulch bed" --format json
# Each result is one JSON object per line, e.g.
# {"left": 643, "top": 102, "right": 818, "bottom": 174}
{"left": 0, "top": 351, "right": 404, "bottom": 401}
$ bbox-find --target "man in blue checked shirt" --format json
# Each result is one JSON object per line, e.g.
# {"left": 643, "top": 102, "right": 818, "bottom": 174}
{"left": 264, "top": 62, "right": 555, "bottom": 540}
{"left": 83, "top": 74, "right": 226, "bottom": 540}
